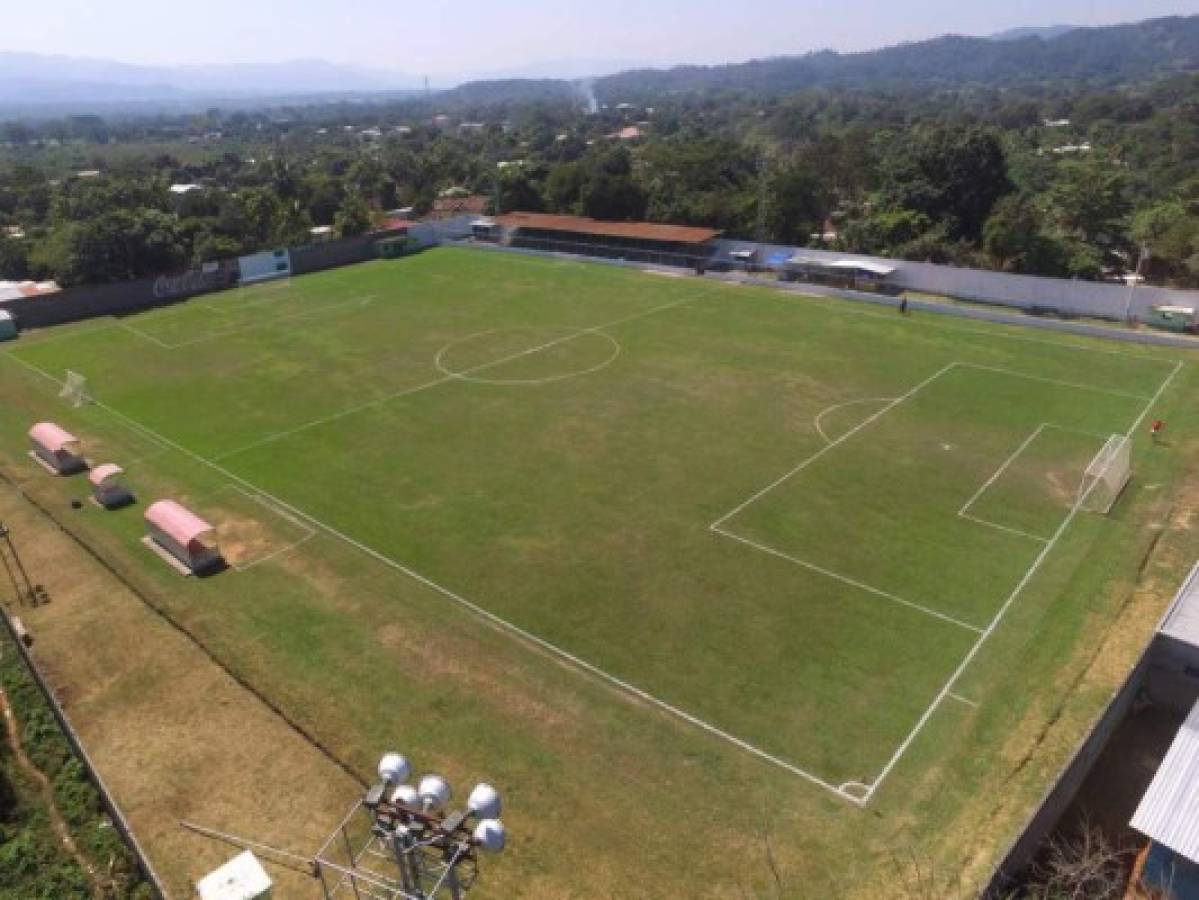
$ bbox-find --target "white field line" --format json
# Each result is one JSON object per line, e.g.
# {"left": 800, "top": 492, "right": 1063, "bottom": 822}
{"left": 958, "top": 424, "right": 1049, "bottom": 519}
{"left": 434, "top": 328, "right": 622, "bottom": 386}
{"left": 958, "top": 512, "right": 1050, "bottom": 544}
{"left": 212, "top": 485, "right": 318, "bottom": 572}
{"left": 957, "top": 422, "right": 1110, "bottom": 544}
{"left": 712, "top": 525, "right": 984, "bottom": 633}
{"left": 957, "top": 361, "right": 1152, "bottom": 401}
{"left": 862, "top": 358, "right": 1184, "bottom": 803}
{"left": 711, "top": 361, "right": 958, "bottom": 530}
{"left": 6, "top": 303, "right": 876, "bottom": 804}
{"left": 117, "top": 295, "right": 377, "bottom": 350}
{"left": 813, "top": 397, "right": 896, "bottom": 445}
{"left": 10, "top": 322, "right": 120, "bottom": 349}
{"left": 211, "top": 293, "right": 697, "bottom": 463}
{"left": 702, "top": 272, "right": 1180, "bottom": 363}
{"left": 3, "top": 353, "right": 170, "bottom": 468}
{"left": 947, "top": 692, "right": 978, "bottom": 708}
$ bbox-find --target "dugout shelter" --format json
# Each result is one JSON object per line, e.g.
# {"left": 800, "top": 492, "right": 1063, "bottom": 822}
{"left": 28, "top": 422, "right": 86, "bottom": 474}
{"left": 89, "top": 464, "right": 133, "bottom": 509}
{"left": 144, "top": 500, "right": 222, "bottom": 574}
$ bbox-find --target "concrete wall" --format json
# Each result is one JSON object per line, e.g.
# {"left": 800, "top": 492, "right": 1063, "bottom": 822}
{"left": 715, "top": 239, "right": 1199, "bottom": 322}
{"left": 984, "top": 646, "right": 1155, "bottom": 896}
{"left": 0, "top": 261, "right": 238, "bottom": 330}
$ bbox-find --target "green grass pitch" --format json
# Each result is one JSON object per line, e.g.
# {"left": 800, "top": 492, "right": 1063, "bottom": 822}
{"left": 0, "top": 246, "right": 1194, "bottom": 894}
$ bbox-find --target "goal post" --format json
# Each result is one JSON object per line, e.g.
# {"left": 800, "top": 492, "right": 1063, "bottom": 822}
{"left": 58, "top": 370, "right": 90, "bottom": 408}
{"left": 1079, "top": 434, "right": 1131, "bottom": 514}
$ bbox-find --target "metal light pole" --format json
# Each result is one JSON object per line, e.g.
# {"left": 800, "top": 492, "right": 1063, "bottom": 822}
{"left": 315, "top": 752, "right": 508, "bottom": 900}
{"left": 1123, "top": 244, "right": 1149, "bottom": 324}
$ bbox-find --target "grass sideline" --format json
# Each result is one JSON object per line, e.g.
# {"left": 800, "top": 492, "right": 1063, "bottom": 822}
{"left": 0, "top": 246, "right": 1196, "bottom": 896}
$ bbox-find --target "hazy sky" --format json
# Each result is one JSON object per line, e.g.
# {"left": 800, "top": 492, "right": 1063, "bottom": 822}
{"left": 4, "top": 0, "right": 1194, "bottom": 79}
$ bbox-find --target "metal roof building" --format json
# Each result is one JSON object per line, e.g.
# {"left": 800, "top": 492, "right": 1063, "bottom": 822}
{"left": 1132, "top": 698, "right": 1199, "bottom": 863}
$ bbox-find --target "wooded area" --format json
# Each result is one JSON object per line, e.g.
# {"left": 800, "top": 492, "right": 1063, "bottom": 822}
{"left": 0, "top": 14, "right": 1196, "bottom": 289}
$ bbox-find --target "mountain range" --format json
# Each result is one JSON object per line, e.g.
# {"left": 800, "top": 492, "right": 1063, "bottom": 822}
{"left": 0, "top": 14, "right": 1195, "bottom": 115}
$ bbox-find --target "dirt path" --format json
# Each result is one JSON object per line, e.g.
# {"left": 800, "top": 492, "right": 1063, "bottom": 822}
{"left": 0, "top": 683, "right": 104, "bottom": 896}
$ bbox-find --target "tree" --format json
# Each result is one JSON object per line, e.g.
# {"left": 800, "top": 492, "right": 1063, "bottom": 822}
{"left": 983, "top": 192, "right": 1070, "bottom": 275}
{"left": 766, "top": 163, "right": 827, "bottom": 246}
{"left": 840, "top": 208, "right": 933, "bottom": 256}
{"left": 581, "top": 173, "right": 646, "bottom": 221}
{"left": 544, "top": 162, "right": 585, "bottom": 213}
{"left": 334, "top": 195, "right": 372, "bottom": 237}
{"left": 0, "top": 238, "right": 30, "bottom": 280}
{"left": 1131, "top": 200, "right": 1199, "bottom": 287}
{"left": 876, "top": 125, "right": 1012, "bottom": 241}
{"left": 56, "top": 209, "right": 186, "bottom": 285}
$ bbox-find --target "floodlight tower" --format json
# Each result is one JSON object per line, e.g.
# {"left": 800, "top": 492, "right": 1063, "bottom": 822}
{"left": 315, "top": 752, "right": 508, "bottom": 900}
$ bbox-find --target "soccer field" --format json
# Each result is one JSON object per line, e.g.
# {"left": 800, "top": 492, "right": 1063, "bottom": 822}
{"left": 0, "top": 246, "right": 1194, "bottom": 894}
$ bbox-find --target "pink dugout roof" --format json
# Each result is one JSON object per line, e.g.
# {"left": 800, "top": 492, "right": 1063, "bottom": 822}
{"left": 88, "top": 464, "right": 124, "bottom": 486}
{"left": 28, "top": 422, "right": 79, "bottom": 454}
{"left": 145, "top": 500, "right": 216, "bottom": 549}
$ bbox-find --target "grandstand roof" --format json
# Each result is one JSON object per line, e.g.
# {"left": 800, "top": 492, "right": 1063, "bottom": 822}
{"left": 497, "top": 212, "right": 720, "bottom": 245}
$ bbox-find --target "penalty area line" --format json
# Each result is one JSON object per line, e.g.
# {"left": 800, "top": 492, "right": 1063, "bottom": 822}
{"left": 863, "top": 358, "right": 1184, "bottom": 803}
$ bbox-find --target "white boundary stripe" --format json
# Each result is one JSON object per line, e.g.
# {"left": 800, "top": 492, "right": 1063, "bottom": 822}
{"left": 699, "top": 269, "right": 1180, "bottom": 363}
{"left": 712, "top": 525, "right": 984, "bottom": 633}
{"left": 813, "top": 397, "right": 896, "bottom": 445}
{"left": 711, "top": 362, "right": 959, "bottom": 529}
{"left": 956, "top": 361, "right": 1152, "bottom": 401}
{"left": 958, "top": 424, "right": 1049, "bottom": 520}
{"left": 211, "top": 293, "right": 699, "bottom": 463}
{"left": 6, "top": 304, "right": 1184, "bottom": 807}
{"left": 434, "top": 328, "right": 622, "bottom": 386}
{"left": 862, "top": 359, "right": 1184, "bottom": 802}
{"left": 957, "top": 422, "right": 1111, "bottom": 544}
{"left": 212, "top": 484, "right": 318, "bottom": 573}
{"left": 947, "top": 692, "right": 978, "bottom": 708}
{"left": 117, "top": 295, "right": 377, "bottom": 350}
{"left": 6, "top": 297, "right": 875, "bottom": 803}
{"left": 959, "top": 512, "right": 1049, "bottom": 544}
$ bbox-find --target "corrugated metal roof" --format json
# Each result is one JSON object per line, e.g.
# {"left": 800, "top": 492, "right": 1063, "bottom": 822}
{"left": 497, "top": 212, "right": 720, "bottom": 245}
{"left": 1132, "top": 698, "right": 1199, "bottom": 863}
{"left": 1159, "top": 562, "right": 1199, "bottom": 648}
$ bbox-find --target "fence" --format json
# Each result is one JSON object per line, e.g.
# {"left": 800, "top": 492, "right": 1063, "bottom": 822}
{"left": 0, "top": 225, "right": 425, "bottom": 332}
{"left": 0, "top": 599, "right": 168, "bottom": 897}
{"left": 714, "top": 239, "right": 1199, "bottom": 322}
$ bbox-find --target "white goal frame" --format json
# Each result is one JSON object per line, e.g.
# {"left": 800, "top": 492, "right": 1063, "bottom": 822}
{"left": 1079, "top": 433, "right": 1131, "bottom": 514}
{"left": 58, "top": 370, "right": 90, "bottom": 408}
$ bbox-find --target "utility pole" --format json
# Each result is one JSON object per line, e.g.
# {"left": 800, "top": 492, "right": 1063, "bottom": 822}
{"left": 0, "top": 523, "right": 38, "bottom": 608}
{"left": 755, "top": 152, "right": 769, "bottom": 268}
{"left": 1123, "top": 244, "right": 1149, "bottom": 324}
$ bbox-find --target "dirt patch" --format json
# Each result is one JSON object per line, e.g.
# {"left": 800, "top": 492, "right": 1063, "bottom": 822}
{"left": 214, "top": 509, "right": 282, "bottom": 568}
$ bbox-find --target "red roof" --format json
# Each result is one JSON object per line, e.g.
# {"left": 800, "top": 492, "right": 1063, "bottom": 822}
{"left": 497, "top": 212, "right": 720, "bottom": 245}
{"left": 145, "top": 500, "right": 216, "bottom": 550}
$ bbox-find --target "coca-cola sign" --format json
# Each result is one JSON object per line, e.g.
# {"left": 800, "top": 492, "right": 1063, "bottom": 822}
{"left": 152, "top": 267, "right": 228, "bottom": 300}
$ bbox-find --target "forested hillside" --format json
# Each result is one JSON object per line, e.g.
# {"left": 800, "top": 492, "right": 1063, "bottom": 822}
{"left": 1, "top": 15, "right": 1198, "bottom": 290}
{"left": 596, "top": 15, "right": 1199, "bottom": 99}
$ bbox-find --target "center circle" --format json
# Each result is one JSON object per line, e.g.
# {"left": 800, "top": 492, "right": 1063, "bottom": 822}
{"left": 434, "top": 326, "right": 621, "bottom": 385}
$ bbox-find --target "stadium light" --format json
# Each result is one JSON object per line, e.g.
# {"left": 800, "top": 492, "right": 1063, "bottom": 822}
{"left": 314, "top": 751, "right": 507, "bottom": 899}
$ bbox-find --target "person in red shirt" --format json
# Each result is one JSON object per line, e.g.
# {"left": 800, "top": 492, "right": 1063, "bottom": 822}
{"left": 1151, "top": 419, "right": 1165, "bottom": 442}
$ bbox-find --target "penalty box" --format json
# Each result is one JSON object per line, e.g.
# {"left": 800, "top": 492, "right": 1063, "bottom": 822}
{"left": 714, "top": 362, "right": 1144, "bottom": 633}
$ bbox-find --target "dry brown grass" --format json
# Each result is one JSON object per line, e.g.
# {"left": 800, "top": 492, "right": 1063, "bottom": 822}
{"left": 0, "top": 481, "right": 361, "bottom": 898}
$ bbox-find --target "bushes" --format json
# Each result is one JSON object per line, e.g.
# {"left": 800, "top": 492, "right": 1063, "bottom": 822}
{"left": 0, "top": 637, "right": 149, "bottom": 897}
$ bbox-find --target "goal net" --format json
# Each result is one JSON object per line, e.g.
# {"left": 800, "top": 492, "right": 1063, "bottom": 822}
{"left": 58, "top": 370, "right": 90, "bottom": 408}
{"left": 1079, "top": 434, "right": 1131, "bottom": 514}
